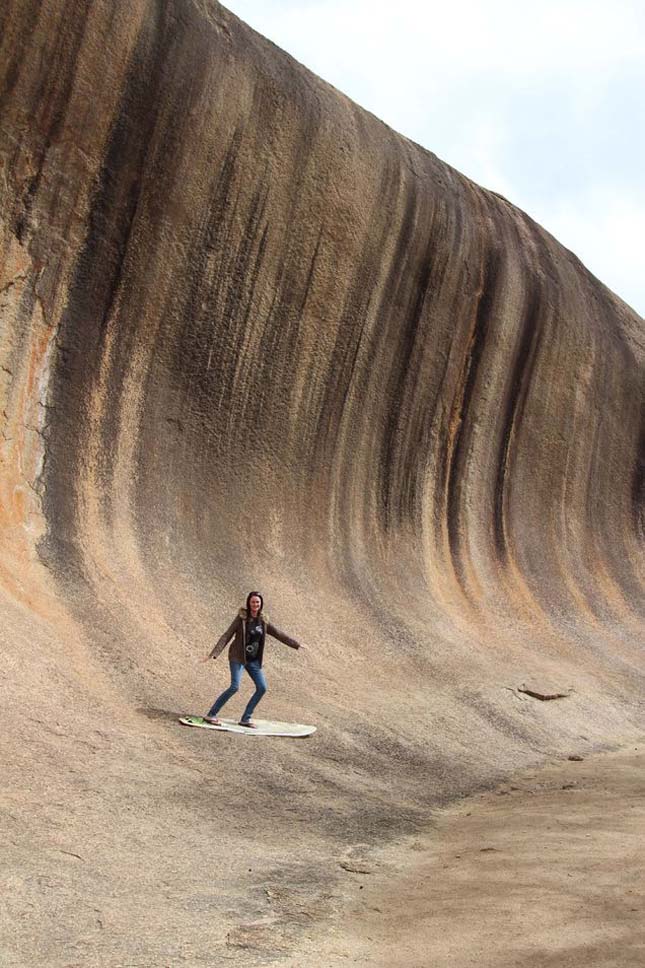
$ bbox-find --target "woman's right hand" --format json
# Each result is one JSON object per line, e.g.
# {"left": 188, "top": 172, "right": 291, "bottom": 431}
{"left": 200, "top": 655, "right": 212, "bottom": 664}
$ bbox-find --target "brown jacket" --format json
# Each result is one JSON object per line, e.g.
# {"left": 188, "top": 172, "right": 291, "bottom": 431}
{"left": 208, "top": 608, "right": 300, "bottom": 667}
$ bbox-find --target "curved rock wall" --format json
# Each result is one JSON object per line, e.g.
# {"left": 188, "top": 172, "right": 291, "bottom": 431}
{"left": 1, "top": 0, "right": 643, "bottom": 767}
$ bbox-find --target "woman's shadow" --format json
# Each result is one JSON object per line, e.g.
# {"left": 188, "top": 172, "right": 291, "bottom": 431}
{"left": 137, "top": 706, "right": 187, "bottom": 724}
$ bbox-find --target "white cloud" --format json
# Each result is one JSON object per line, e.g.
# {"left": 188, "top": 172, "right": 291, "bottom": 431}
{"left": 224, "top": 0, "right": 645, "bottom": 314}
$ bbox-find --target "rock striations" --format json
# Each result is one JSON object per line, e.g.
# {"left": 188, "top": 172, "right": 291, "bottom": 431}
{"left": 0, "top": 1, "right": 643, "bottom": 963}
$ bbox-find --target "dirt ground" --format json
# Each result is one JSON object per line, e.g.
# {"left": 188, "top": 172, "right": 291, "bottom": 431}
{"left": 280, "top": 743, "right": 645, "bottom": 968}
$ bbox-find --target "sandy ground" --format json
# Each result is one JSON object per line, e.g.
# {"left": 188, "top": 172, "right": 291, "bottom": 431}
{"left": 1, "top": 591, "right": 643, "bottom": 967}
{"left": 283, "top": 743, "right": 645, "bottom": 967}
{"left": 1, "top": 657, "right": 643, "bottom": 968}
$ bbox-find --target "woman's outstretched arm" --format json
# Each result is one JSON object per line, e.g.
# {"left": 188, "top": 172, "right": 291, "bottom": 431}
{"left": 266, "top": 622, "right": 300, "bottom": 650}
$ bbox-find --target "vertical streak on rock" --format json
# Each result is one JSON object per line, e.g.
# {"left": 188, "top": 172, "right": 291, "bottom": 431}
{"left": 493, "top": 274, "right": 542, "bottom": 564}
{"left": 445, "top": 246, "right": 501, "bottom": 595}
{"left": 40, "top": 4, "right": 180, "bottom": 575}
{"left": 632, "top": 416, "right": 645, "bottom": 539}
{"left": 377, "top": 189, "right": 434, "bottom": 531}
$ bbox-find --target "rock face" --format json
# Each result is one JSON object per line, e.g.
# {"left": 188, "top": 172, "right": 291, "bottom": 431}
{"left": 0, "top": 0, "right": 643, "bottom": 963}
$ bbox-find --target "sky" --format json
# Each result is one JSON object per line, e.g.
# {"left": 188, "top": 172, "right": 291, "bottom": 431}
{"left": 223, "top": 0, "right": 645, "bottom": 317}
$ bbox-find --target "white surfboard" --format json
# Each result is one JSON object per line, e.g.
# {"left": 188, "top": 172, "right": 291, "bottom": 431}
{"left": 179, "top": 715, "right": 316, "bottom": 738}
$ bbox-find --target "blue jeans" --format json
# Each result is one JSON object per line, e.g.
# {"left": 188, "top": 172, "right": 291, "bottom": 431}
{"left": 207, "top": 660, "right": 267, "bottom": 722}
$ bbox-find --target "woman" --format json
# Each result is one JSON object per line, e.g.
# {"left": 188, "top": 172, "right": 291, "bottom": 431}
{"left": 202, "top": 591, "right": 301, "bottom": 728}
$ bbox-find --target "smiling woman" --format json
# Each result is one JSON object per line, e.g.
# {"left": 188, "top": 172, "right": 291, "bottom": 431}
{"left": 202, "top": 591, "right": 301, "bottom": 727}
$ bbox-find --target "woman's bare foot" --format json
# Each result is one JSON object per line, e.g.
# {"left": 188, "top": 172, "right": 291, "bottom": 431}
{"left": 203, "top": 716, "right": 222, "bottom": 725}
{"left": 238, "top": 721, "right": 257, "bottom": 728}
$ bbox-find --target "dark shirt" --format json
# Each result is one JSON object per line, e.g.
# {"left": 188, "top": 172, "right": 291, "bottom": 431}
{"left": 245, "top": 617, "right": 263, "bottom": 661}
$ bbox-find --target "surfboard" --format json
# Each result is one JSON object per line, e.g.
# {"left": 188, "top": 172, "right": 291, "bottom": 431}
{"left": 178, "top": 715, "right": 316, "bottom": 738}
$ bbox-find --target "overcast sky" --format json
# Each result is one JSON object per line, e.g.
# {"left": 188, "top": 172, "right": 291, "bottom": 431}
{"left": 224, "top": 0, "right": 645, "bottom": 317}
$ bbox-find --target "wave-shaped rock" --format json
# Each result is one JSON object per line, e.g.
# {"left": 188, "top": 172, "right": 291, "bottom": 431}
{"left": 2, "top": 1, "right": 644, "bottom": 962}
{"left": 1, "top": 0, "right": 644, "bottom": 908}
